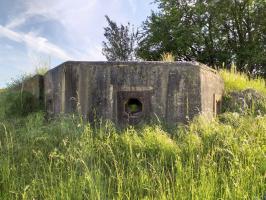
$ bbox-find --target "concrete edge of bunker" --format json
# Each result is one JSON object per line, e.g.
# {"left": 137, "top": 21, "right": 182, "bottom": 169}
{"left": 22, "top": 61, "right": 224, "bottom": 126}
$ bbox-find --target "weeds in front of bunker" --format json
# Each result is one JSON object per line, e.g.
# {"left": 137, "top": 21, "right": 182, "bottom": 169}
{"left": 0, "top": 111, "right": 265, "bottom": 199}
{"left": 0, "top": 68, "right": 265, "bottom": 199}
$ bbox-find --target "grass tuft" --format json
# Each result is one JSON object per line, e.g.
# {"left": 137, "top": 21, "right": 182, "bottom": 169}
{"left": 219, "top": 69, "right": 266, "bottom": 95}
{"left": 161, "top": 52, "right": 175, "bottom": 62}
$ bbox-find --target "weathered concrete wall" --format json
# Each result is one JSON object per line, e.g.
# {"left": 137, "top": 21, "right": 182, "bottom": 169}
{"left": 44, "top": 61, "right": 224, "bottom": 126}
{"left": 200, "top": 66, "right": 224, "bottom": 119}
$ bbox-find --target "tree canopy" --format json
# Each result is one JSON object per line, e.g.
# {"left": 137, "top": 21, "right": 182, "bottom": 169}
{"left": 102, "top": 16, "right": 138, "bottom": 61}
{"left": 137, "top": 0, "right": 266, "bottom": 77}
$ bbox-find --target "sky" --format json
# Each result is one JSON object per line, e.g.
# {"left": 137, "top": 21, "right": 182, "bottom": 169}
{"left": 0, "top": 0, "right": 156, "bottom": 88}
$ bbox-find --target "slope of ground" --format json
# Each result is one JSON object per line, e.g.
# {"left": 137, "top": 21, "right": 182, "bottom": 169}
{"left": 219, "top": 69, "right": 266, "bottom": 95}
{"left": 0, "top": 70, "right": 265, "bottom": 199}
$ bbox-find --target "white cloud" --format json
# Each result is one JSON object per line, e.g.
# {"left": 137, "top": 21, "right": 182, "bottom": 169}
{"left": 0, "top": 25, "right": 73, "bottom": 60}
{"left": 1, "top": 0, "right": 151, "bottom": 65}
{"left": 0, "top": 0, "right": 155, "bottom": 87}
{"left": 6, "top": 15, "right": 29, "bottom": 29}
{"left": 2, "top": 0, "right": 154, "bottom": 63}
{"left": 4, "top": 0, "right": 117, "bottom": 61}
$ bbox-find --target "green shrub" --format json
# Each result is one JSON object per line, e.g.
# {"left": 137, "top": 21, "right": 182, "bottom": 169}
{"left": 1, "top": 91, "right": 41, "bottom": 118}
{"left": 6, "top": 74, "right": 33, "bottom": 90}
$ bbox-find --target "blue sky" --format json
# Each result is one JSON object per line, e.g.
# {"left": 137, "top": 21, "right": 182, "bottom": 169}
{"left": 0, "top": 0, "right": 156, "bottom": 88}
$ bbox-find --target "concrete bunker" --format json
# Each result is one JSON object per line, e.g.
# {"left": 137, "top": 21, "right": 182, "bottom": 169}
{"left": 117, "top": 89, "right": 152, "bottom": 125}
{"left": 22, "top": 61, "right": 224, "bottom": 126}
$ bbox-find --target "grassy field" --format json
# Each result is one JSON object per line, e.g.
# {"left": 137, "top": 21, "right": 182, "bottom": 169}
{"left": 0, "top": 70, "right": 265, "bottom": 199}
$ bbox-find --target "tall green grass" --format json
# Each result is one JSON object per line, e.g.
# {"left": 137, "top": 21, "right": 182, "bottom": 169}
{"left": 0, "top": 69, "right": 265, "bottom": 199}
{"left": 0, "top": 113, "right": 265, "bottom": 199}
{"left": 219, "top": 69, "right": 266, "bottom": 95}
{"left": 0, "top": 90, "right": 41, "bottom": 119}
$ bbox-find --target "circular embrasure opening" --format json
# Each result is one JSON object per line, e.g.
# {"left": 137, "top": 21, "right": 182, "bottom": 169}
{"left": 125, "top": 98, "right": 143, "bottom": 114}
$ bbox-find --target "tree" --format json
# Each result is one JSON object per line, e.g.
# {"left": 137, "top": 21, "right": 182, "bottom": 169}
{"left": 138, "top": 0, "right": 266, "bottom": 77}
{"left": 102, "top": 16, "right": 138, "bottom": 61}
